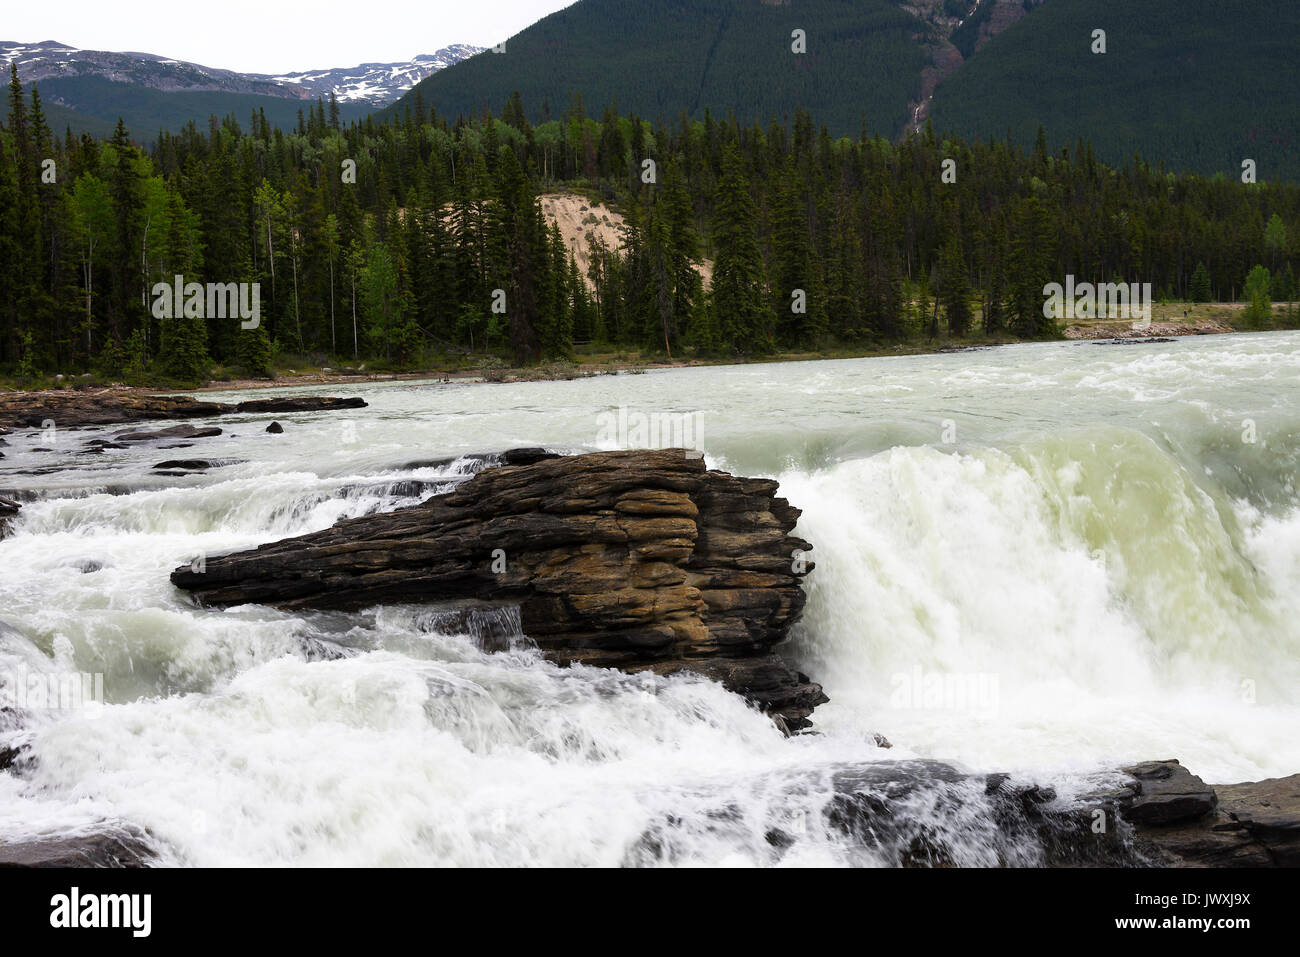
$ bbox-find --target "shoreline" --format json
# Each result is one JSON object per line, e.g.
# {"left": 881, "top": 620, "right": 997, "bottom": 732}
{"left": 2, "top": 317, "right": 1251, "bottom": 403}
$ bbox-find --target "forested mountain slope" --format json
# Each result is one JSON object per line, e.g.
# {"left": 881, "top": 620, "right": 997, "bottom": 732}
{"left": 927, "top": 0, "right": 1300, "bottom": 179}
{"left": 393, "top": 0, "right": 1299, "bottom": 180}
{"left": 387, "top": 0, "right": 933, "bottom": 138}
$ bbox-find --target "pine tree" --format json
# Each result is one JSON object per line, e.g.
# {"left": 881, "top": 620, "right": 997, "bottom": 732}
{"left": 106, "top": 119, "right": 145, "bottom": 346}
{"left": 494, "top": 148, "right": 542, "bottom": 364}
{"left": 937, "top": 234, "right": 973, "bottom": 337}
{"left": 710, "top": 145, "right": 769, "bottom": 354}
{"left": 661, "top": 163, "right": 702, "bottom": 346}
{"left": 158, "top": 187, "right": 210, "bottom": 383}
{"left": 1008, "top": 198, "right": 1058, "bottom": 338}
{"left": 1189, "top": 262, "right": 1212, "bottom": 303}
{"left": 237, "top": 322, "right": 274, "bottom": 379}
{"left": 769, "top": 157, "right": 818, "bottom": 347}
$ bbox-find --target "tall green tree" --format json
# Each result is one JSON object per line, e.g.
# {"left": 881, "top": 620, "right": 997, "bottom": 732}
{"left": 709, "top": 144, "right": 769, "bottom": 354}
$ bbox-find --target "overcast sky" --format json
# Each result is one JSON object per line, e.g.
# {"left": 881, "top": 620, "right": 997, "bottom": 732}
{"left": 5, "top": 0, "right": 576, "bottom": 73}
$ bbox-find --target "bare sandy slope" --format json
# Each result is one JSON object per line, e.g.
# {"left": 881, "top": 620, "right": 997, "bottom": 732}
{"left": 539, "top": 192, "right": 713, "bottom": 289}
{"left": 540, "top": 193, "right": 627, "bottom": 282}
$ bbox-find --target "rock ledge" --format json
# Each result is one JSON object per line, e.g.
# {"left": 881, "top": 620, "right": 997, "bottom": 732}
{"left": 172, "top": 449, "right": 826, "bottom": 729}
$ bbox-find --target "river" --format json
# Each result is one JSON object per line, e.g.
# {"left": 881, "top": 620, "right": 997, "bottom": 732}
{"left": 2, "top": 332, "right": 1298, "bottom": 865}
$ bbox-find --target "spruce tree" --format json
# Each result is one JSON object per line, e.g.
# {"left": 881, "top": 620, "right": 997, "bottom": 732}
{"left": 1189, "top": 262, "right": 1212, "bottom": 303}
{"left": 938, "top": 234, "right": 973, "bottom": 337}
{"left": 710, "top": 144, "right": 769, "bottom": 354}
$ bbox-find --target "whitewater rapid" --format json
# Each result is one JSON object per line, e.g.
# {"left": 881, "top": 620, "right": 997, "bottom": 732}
{"left": 1, "top": 333, "right": 1298, "bottom": 865}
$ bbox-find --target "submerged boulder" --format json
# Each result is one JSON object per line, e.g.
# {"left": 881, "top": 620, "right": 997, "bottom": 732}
{"left": 0, "top": 828, "right": 156, "bottom": 868}
{"left": 172, "top": 449, "right": 826, "bottom": 729}
{"left": 0, "top": 496, "right": 19, "bottom": 540}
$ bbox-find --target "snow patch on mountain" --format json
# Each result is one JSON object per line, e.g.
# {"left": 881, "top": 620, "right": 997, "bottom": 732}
{"left": 0, "top": 40, "right": 483, "bottom": 106}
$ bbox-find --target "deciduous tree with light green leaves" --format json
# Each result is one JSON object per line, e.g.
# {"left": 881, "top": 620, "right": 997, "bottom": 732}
{"left": 1244, "top": 265, "right": 1272, "bottom": 327}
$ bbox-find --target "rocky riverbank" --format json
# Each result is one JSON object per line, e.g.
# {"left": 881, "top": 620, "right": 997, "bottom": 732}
{"left": 0, "top": 389, "right": 367, "bottom": 429}
{"left": 1111, "top": 761, "right": 1300, "bottom": 866}
{"left": 3, "top": 756, "right": 1294, "bottom": 868}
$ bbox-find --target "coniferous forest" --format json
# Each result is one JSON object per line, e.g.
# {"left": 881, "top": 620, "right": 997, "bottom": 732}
{"left": 1, "top": 63, "right": 1298, "bottom": 385}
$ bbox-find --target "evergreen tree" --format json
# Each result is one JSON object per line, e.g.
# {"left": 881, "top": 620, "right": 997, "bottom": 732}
{"left": 937, "top": 234, "right": 973, "bottom": 337}
{"left": 709, "top": 145, "right": 769, "bottom": 354}
{"left": 1189, "top": 261, "right": 1212, "bottom": 303}
{"left": 1008, "top": 198, "right": 1058, "bottom": 338}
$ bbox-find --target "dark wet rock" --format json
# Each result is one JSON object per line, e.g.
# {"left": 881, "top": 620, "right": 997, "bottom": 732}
{"left": 234, "top": 396, "right": 367, "bottom": 414}
{"left": 1092, "top": 337, "right": 1177, "bottom": 346}
{"left": 0, "top": 391, "right": 367, "bottom": 428}
{"left": 115, "top": 424, "right": 223, "bottom": 443}
{"left": 266, "top": 421, "right": 284, "bottom": 433}
{"left": 0, "top": 829, "right": 156, "bottom": 868}
{"left": 0, "top": 703, "right": 26, "bottom": 773}
{"left": 821, "top": 761, "right": 1134, "bottom": 867}
{"left": 660, "top": 758, "right": 1300, "bottom": 868}
{"left": 31, "top": 447, "right": 52, "bottom": 453}
{"left": 1094, "top": 761, "right": 1300, "bottom": 867}
{"left": 399, "top": 447, "right": 561, "bottom": 474}
{"left": 172, "top": 449, "right": 824, "bottom": 729}
{"left": 0, "top": 392, "right": 229, "bottom": 428}
{"left": 1121, "top": 759, "right": 1218, "bottom": 825}
{"left": 72, "top": 559, "right": 103, "bottom": 574}
{"left": 152, "top": 458, "right": 243, "bottom": 472}
{"left": 0, "top": 496, "right": 20, "bottom": 539}
{"left": 329, "top": 479, "right": 449, "bottom": 506}
{"left": 632, "top": 760, "right": 1141, "bottom": 868}
{"left": 499, "top": 447, "right": 561, "bottom": 466}
{"left": 0, "top": 743, "right": 22, "bottom": 772}
{"left": 298, "top": 635, "right": 362, "bottom": 662}
{"left": 413, "top": 600, "right": 526, "bottom": 654}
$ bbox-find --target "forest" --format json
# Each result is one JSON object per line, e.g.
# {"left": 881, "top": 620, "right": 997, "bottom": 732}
{"left": 1, "top": 62, "right": 1298, "bottom": 385}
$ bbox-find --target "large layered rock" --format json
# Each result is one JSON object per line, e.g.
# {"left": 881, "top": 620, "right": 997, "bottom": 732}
{"left": 172, "top": 449, "right": 826, "bottom": 729}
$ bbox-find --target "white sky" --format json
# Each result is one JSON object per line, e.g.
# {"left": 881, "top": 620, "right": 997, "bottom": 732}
{"left": 4, "top": 0, "right": 576, "bottom": 73}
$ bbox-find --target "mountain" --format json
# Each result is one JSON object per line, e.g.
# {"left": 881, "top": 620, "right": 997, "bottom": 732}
{"left": 256, "top": 47, "right": 482, "bottom": 105}
{"left": 1, "top": 40, "right": 482, "bottom": 138}
{"left": 925, "top": 0, "right": 1300, "bottom": 180}
{"left": 390, "top": 0, "right": 1299, "bottom": 180}
{"left": 384, "top": 0, "right": 940, "bottom": 137}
